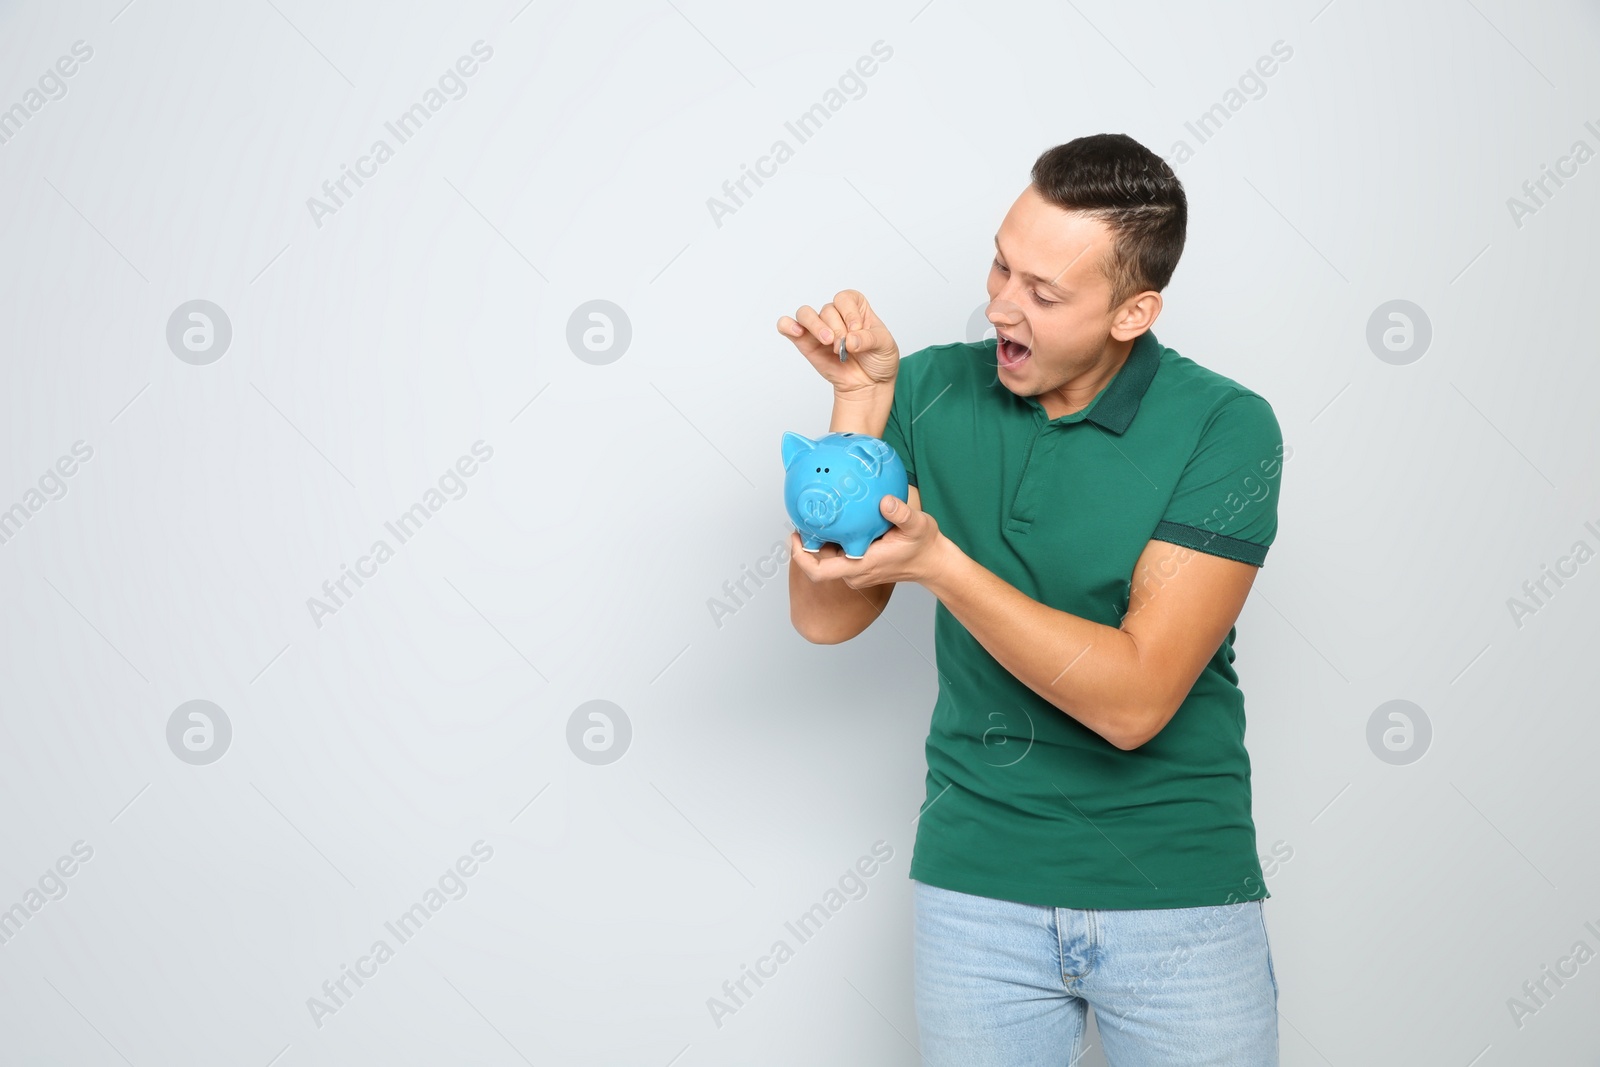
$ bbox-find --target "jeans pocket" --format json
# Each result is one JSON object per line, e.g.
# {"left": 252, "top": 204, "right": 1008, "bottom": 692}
{"left": 1257, "top": 900, "right": 1279, "bottom": 1006}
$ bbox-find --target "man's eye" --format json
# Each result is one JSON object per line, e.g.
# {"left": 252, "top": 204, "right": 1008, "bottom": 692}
{"left": 996, "top": 259, "right": 1055, "bottom": 305}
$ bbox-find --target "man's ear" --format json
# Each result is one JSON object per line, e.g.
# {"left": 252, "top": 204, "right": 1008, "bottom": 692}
{"left": 1110, "top": 291, "right": 1161, "bottom": 341}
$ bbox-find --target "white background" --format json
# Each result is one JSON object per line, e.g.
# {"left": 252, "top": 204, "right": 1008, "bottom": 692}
{"left": 0, "top": 0, "right": 1597, "bottom": 1063}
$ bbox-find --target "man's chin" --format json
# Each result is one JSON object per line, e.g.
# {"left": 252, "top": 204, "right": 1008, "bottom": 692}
{"left": 991, "top": 364, "right": 1034, "bottom": 393}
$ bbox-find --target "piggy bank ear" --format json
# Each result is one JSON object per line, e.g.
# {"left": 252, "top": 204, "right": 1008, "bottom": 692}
{"left": 781, "top": 431, "right": 816, "bottom": 471}
{"left": 843, "top": 440, "right": 885, "bottom": 478}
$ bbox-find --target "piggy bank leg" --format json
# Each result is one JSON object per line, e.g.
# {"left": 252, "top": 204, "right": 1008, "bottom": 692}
{"left": 798, "top": 531, "right": 826, "bottom": 552}
{"left": 841, "top": 538, "right": 873, "bottom": 559}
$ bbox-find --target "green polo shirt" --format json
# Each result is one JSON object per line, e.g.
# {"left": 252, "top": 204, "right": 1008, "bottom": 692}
{"left": 879, "top": 330, "right": 1285, "bottom": 910}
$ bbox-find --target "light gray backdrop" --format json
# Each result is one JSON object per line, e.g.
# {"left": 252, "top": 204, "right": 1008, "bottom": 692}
{"left": 1, "top": 0, "right": 1597, "bottom": 1064}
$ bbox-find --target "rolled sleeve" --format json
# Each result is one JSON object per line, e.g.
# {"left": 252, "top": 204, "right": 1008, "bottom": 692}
{"left": 1151, "top": 393, "right": 1285, "bottom": 566}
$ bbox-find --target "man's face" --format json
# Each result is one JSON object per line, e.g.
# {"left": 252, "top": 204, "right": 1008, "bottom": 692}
{"left": 986, "top": 185, "right": 1128, "bottom": 405}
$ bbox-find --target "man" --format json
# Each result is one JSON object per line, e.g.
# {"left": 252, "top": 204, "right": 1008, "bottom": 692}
{"left": 777, "top": 133, "right": 1286, "bottom": 1065}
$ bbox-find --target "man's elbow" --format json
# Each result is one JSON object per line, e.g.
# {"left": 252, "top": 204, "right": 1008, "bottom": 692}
{"left": 790, "top": 615, "right": 859, "bottom": 645}
{"left": 1107, "top": 700, "right": 1178, "bottom": 751}
{"left": 795, "top": 624, "right": 845, "bottom": 645}
{"left": 1108, "top": 727, "right": 1150, "bottom": 752}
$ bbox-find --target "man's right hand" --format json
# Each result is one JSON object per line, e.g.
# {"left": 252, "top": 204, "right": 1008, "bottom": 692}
{"left": 777, "top": 290, "right": 901, "bottom": 396}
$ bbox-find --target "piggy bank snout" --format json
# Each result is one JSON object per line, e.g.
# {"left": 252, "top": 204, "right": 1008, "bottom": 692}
{"left": 796, "top": 485, "right": 843, "bottom": 527}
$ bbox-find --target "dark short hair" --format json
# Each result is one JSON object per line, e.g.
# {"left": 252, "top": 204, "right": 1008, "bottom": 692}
{"left": 1029, "top": 134, "right": 1187, "bottom": 310}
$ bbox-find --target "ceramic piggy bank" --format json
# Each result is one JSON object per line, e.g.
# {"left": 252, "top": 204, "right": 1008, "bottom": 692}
{"left": 781, "top": 431, "right": 909, "bottom": 559}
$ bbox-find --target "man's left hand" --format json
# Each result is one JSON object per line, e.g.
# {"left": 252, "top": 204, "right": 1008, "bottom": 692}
{"left": 792, "top": 493, "right": 950, "bottom": 588}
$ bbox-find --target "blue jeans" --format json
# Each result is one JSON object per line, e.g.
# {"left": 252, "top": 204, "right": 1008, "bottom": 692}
{"left": 912, "top": 879, "right": 1279, "bottom": 1066}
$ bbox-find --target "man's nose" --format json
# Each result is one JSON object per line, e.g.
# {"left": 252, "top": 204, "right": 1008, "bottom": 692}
{"left": 986, "top": 294, "right": 1025, "bottom": 332}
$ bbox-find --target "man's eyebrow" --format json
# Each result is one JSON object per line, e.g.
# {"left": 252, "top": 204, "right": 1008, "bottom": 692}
{"left": 993, "top": 234, "right": 1070, "bottom": 292}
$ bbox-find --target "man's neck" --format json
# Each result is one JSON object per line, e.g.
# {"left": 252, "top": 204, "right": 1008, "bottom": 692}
{"left": 1039, "top": 337, "right": 1133, "bottom": 420}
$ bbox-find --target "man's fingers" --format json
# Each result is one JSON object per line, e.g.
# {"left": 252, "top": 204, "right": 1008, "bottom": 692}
{"left": 841, "top": 322, "right": 872, "bottom": 356}
{"left": 835, "top": 290, "right": 865, "bottom": 330}
{"left": 783, "top": 297, "right": 871, "bottom": 350}
{"left": 792, "top": 305, "right": 832, "bottom": 344}
{"left": 789, "top": 303, "right": 849, "bottom": 347}
{"left": 793, "top": 541, "right": 826, "bottom": 582}
{"left": 791, "top": 534, "right": 850, "bottom": 582}
{"left": 818, "top": 302, "right": 848, "bottom": 345}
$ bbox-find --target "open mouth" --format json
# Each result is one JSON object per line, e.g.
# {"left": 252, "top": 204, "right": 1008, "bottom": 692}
{"left": 996, "top": 332, "right": 1032, "bottom": 369}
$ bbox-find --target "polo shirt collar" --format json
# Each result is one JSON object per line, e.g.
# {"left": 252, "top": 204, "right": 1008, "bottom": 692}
{"left": 1018, "top": 329, "right": 1161, "bottom": 434}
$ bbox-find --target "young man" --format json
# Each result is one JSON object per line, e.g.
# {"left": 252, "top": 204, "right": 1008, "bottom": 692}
{"left": 777, "top": 133, "right": 1286, "bottom": 1065}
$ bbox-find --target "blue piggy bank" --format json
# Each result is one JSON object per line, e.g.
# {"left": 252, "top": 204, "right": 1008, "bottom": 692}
{"left": 781, "top": 431, "right": 909, "bottom": 559}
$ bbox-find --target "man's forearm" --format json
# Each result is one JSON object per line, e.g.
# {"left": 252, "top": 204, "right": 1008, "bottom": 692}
{"left": 921, "top": 537, "right": 1154, "bottom": 748}
{"left": 788, "top": 559, "right": 889, "bottom": 643}
{"left": 829, "top": 384, "right": 896, "bottom": 437}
